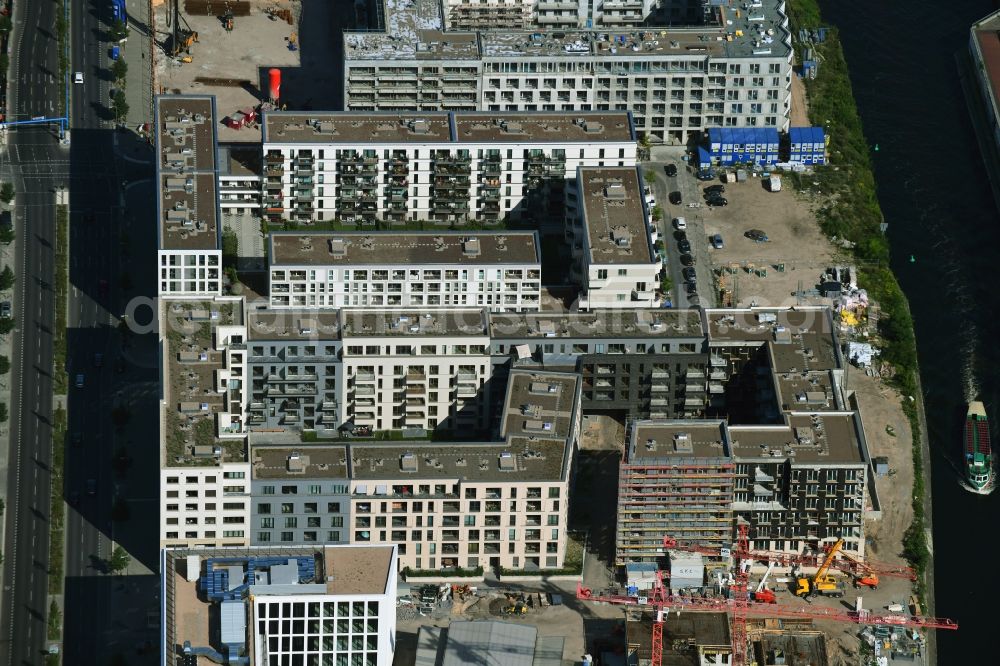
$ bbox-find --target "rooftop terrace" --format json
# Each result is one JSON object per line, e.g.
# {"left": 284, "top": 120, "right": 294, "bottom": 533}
{"left": 489, "top": 308, "right": 705, "bottom": 339}
{"left": 729, "top": 413, "right": 864, "bottom": 465}
{"left": 341, "top": 310, "right": 489, "bottom": 338}
{"left": 251, "top": 446, "right": 349, "bottom": 479}
{"left": 452, "top": 112, "right": 633, "bottom": 143}
{"left": 348, "top": 439, "right": 570, "bottom": 482}
{"left": 156, "top": 96, "right": 220, "bottom": 251}
{"left": 500, "top": 370, "right": 580, "bottom": 440}
{"left": 269, "top": 231, "right": 539, "bottom": 266}
{"left": 774, "top": 370, "right": 840, "bottom": 413}
{"left": 579, "top": 167, "right": 654, "bottom": 265}
{"left": 162, "top": 300, "right": 245, "bottom": 467}
{"left": 343, "top": 0, "right": 790, "bottom": 61}
{"left": 263, "top": 111, "right": 453, "bottom": 144}
{"left": 246, "top": 309, "right": 342, "bottom": 341}
{"left": 628, "top": 421, "right": 731, "bottom": 462}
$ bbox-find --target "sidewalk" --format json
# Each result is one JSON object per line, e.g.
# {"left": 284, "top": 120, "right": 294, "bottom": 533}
{"left": 0, "top": 199, "right": 18, "bottom": 574}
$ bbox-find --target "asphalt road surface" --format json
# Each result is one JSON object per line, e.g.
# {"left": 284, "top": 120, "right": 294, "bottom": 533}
{"left": 0, "top": 0, "right": 68, "bottom": 660}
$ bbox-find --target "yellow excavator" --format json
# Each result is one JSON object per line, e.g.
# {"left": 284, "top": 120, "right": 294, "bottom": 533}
{"left": 795, "top": 538, "right": 846, "bottom": 598}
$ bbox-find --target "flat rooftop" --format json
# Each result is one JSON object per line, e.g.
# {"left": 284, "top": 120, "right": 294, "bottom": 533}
{"left": 628, "top": 421, "right": 731, "bottom": 462}
{"left": 263, "top": 111, "right": 634, "bottom": 145}
{"left": 729, "top": 413, "right": 864, "bottom": 465}
{"left": 579, "top": 167, "right": 654, "bottom": 265}
{"left": 452, "top": 112, "right": 633, "bottom": 143}
{"left": 344, "top": 0, "right": 790, "bottom": 61}
{"left": 490, "top": 308, "right": 704, "bottom": 339}
{"left": 706, "top": 308, "right": 841, "bottom": 371}
{"left": 263, "top": 112, "right": 453, "bottom": 144}
{"left": 164, "top": 545, "right": 395, "bottom": 665}
{"left": 162, "top": 300, "right": 245, "bottom": 467}
{"left": 341, "top": 310, "right": 489, "bottom": 338}
{"left": 246, "top": 309, "right": 342, "bottom": 341}
{"left": 159, "top": 173, "right": 219, "bottom": 250}
{"left": 269, "top": 231, "right": 540, "bottom": 266}
{"left": 251, "top": 446, "right": 349, "bottom": 479}
{"left": 774, "top": 370, "right": 839, "bottom": 413}
{"left": 501, "top": 371, "right": 580, "bottom": 440}
{"left": 348, "top": 439, "right": 570, "bottom": 482}
{"left": 156, "top": 95, "right": 220, "bottom": 251}
{"left": 217, "top": 143, "right": 262, "bottom": 178}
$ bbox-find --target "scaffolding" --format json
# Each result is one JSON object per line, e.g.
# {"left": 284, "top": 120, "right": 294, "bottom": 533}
{"left": 616, "top": 456, "right": 736, "bottom": 566}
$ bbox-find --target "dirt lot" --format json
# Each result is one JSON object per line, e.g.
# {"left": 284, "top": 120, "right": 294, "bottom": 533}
{"left": 152, "top": 0, "right": 341, "bottom": 142}
{"left": 700, "top": 179, "right": 840, "bottom": 308}
{"left": 791, "top": 71, "right": 811, "bottom": 127}
{"left": 393, "top": 591, "right": 623, "bottom": 665}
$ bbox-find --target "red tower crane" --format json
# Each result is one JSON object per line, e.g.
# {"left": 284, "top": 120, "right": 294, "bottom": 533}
{"left": 581, "top": 525, "right": 956, "bottom": 666}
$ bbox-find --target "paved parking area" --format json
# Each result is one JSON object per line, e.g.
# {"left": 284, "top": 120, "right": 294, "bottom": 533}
{"left": 644, "top": 149, "right": 717, "bottom": 308}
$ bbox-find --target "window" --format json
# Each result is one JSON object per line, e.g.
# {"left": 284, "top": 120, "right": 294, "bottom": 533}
{"left": 257, "top": 532, "right": 271, "bottom": 542}
{"left": 262, "top": 485, "right": 275, "bottom": 495}
{"left": 330, "top": 516, "right": 344, "bottom": 527}
{"left": 223, "top": 472, "right": 245, "bottom": 479}
{"left": 597, "top": 269, "right": 608, "bottom": 280}
{"left": 308, "top": 485, "right": 322, "bottom": 494}
{"left": 281, "top": 485, "right": 298, "bottom": 495}
{"left": 281, "top": 532, "right": 294, "bottom": 542}
{"left": 260, "top": 518, "right": 274, "bottom": 529}
{"left": 222, "top": 530, "right": 244, "bottom": 538}
{"left": 281, "top": 503, "right": 294, "bottom": 514}
{"left": 327, "top": 502, "right": 341, "bottom": 513}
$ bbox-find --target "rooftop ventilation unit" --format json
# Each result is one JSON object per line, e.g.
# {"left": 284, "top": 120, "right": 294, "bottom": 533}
{"left": 462, "top": 237, "right": 481, "bottom": 257}
{"left": 400, "top": 453, "right": 418, "bottom": 472}
{"left": 673, "top": 432, "right": 693, "bottom": 453}
{"left": 610, "top": 225, "right": 632, "bottom": 248}
{"left": 604, "top": 182, "right": 626, "bottom": 200}
{"left": 328, "top": 238, "right": 347, "bottom": 257}
{"left": 407, "top": 118, "right": 430, "bottom": 134}
{"left": 498, "top": 452, "right": 516, "bottom": 471}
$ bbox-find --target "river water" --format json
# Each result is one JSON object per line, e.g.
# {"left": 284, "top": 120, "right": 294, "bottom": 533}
{"left": 819, "top": 0, "right": 999, "bottom": 659}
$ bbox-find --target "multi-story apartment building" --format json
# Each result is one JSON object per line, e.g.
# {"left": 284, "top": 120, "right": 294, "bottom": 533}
{"left": 218, "top": 143, "right": 263, "bottom": 213}
{"left": 615, "top": 307, "right": 879, "bottom": 567}
{"left": 443, "top": 0, "right": 659, "bottom": 30}
{"left": 155, "top": 95, "right": 222, "bottom": 297}
{"left": 249, "top": 447, "right": 352, "bottom": 546}
{"left": 261, "top": 110, "right": 636, "bottom": 227}
{"left": 162, "top": 544, "right": 398, "bottom": 666}
{"left": 344, "top": 368, "right": 581, "bottom": 572}
{"left": 343, "top": 0, "right": 792, "bottom": 143}
{"left": 573, "top": 166, "right": 659, "bottom": 309}
{"left": 159, "top": 297, "right": 251, "bottom": 549}
{"left": 266, "top": 231, "right": 542, "bottom": 311}
{"left": 337, "top": 310, "right": 495, "bottom": 433}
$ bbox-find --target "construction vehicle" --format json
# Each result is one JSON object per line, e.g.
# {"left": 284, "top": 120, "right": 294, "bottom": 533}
{"left": 170, "top": 1, "right": 199, "bottom": 57}
{"left": 750, "top": 561, "right": 777, "bottom": 604}
{"left": 795, "top": 538, "right": 846, "bottom": 598}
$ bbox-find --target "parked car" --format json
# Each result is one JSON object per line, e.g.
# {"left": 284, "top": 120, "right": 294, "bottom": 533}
{"left": 674, "top": 230, "right": 687, "bottom": 241}
{"left": 679, "top": 253, "right": 695, "bottom": 266}
{"left": 696, "top": 169, "right": 716, "bottom": 181}
{"left": 668, "top": 191, "right": 682, "bottom": 205}
{"left": 86, "top": 479, "right": 97, "bottom": 496}
{"left": 706, "top": 196, "right": 728, "bottom": 207}
{"left": 744, "top": 229, "right": 769, "bottom": 242}
{"left": 75, "top": 373, "right": 85, "bottom": 389}
{"left": 0, "top": 301, "right": 10, "bottom": 318}
{"left": 664, "top": 163, "right": 678, "bottom": 177}
{"left": 682, "top": 267, "right": 697, "bottom": 283}
{"left": 678, "top": 239, "right": 691, "bottom": 253}
{"left": 111, "top": 45, "right": 120, "bottom": 60}
{"left": 704, "top": 184, "right": 725, "bottom": 195}
{"left": 685, "top": 282, "right": 698, "bottom": 294}
{"left": 673, "top": 217, "right": 687, "bottom": 230}
{"left": 646, "top": 196, "right": 656, "bottom": 208}
{"left": 710, "top": 234, "right": 724, "bottom": 249}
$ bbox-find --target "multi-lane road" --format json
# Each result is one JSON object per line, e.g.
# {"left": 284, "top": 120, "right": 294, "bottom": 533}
{"left": 0, "top": 0, "right": 66, "bottom": 661}
{"left": 0, "top": 0, "right": 158, "bottom": 663}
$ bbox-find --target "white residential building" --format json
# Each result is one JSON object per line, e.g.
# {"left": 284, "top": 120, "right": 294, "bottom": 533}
{"left": 267, "top": 231, "right": 541, "bottom": 311}
{"left": 160, "top": 464, "right": 252, "bottom": 549}
{"left": 155, "top": 95, "right": 223, "bottom": 297}
{"left": 261, "top": 110, "right": 636, "bottom": 227}
{"left": 442, "top": 0, "right": 659, "bottom": 32}
{"left": 346, "top": 369, "right": 581, "bottom": 572}
{"left": 343, "top": 0, "right": 793, "bottom": 144}
{"left": 162, "top": 544, "right": 398, "bottom": 666}
{"left": 339, "top": 309, "right": 494, "bottom": 432}
{"left": 573, "top": 166, "right": 659, "bottom": 309}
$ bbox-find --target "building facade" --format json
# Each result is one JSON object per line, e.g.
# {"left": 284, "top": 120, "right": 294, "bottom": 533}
{"left": 266, "top": 232, "right": 542, "bottom": 311}
{"left": 344, "top": 0, "right": 793, "bottom": 143}
{"left": 162, "top": 544, "right": 399, "bottom": 666}
{"left": 155, "top": 95, "right": 223, "bottom": 297}
{"left": 261, "top": 110, "right": 636, "bottom": 226}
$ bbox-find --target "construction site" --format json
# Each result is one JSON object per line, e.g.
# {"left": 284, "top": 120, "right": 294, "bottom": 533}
{"left": 152, "top": 0, "right": 343, "bottom": 141}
